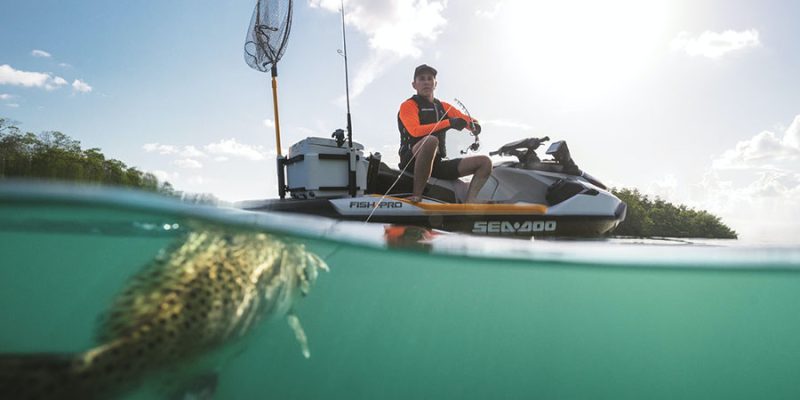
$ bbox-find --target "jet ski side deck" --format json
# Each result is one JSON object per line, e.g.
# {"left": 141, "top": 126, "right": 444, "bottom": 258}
{"left": 240, "top": 194, "right": 626, "bottom": 237}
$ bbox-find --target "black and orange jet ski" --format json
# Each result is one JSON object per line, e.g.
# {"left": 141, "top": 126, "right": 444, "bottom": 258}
{"left": 238, "top": 135, "right": 626, "bottom": 237}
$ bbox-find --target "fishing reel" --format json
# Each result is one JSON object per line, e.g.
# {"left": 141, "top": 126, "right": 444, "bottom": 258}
{"left": 461, "top": 125, "right": 481, "bottom": 154}
{"left": 461, "top": 140, "right": 480, "bottom": 154}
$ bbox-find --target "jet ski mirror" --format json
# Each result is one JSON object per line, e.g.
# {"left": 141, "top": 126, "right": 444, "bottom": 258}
{"left": 545, "top": 140, "right": 579, "bottom": 172}
{"left": 545, "top": 140, "right": 567, "bottom": 157}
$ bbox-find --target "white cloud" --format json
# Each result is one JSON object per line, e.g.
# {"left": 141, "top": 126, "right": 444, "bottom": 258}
{"left": 174, "top": 158, "right": 203, "bottom": 169}
{"left": 145, "top": 143, "right": 207, "bottom": 157}
{"left": 263, "top": 119, "right": 275, "bottom": 128}
{"left": 690, "top": 168, "right": 800, "bottom": 243}
{"left": 475, "top": 2, "right": 503, "bottom": 18}
{"left": 59, "top": 63, "right": 72, "bottom": 68}
{"left": 48, "top": 76, "right": 68, "bottom": 90}
{"left": 52, "top": 77, "right": 67, "bottom": 85}
{"left": 744, "top": 171, "right": 800, "bottom": 198}
{"left": 713, "top": 115, "right": 800, "bottom": 169}
{"left": 143, "top": 143, "right": 179, "bottom": 155}
{"left": 713, "top": 170, "right": 800, "bottom": 202}
{"left": 0, "top": 94, "right": 13, "bottom": 100}
{"left": 31, "top": 49, "right": 52, "bottom": 58}
{"left": 480, "top": 119, "right": 534, "bottom": 131}
{"left": 309, "top": 0, "right": 448, "bottom": 97}
{"left": 671, "top": 29, "right": 760, "bottom": 58}
{"left": 180, "top": 145, "right": 205, "bottom": 158}
{"left": 5, "top": 103, "right": 20, "bottom": 108}
{"left": 71, "top": 79, "right": 92, "bottom": 93}
{"left": 151, "top": 170, "right": 179, "bottom": 182}
{"left": 0, "top": 64, "right": 67, "bottom": 91}
{"left": 349, "top": 53, "right": 400, "bottom": 98}
{"left": 683, "top": 116, "right": 800, "bottom": 243}
{"left": 204, "top": 138, "right": 267, "bottom": 161}
{"left": 0, "top": 64, "right": 67, "bottom": 90}
{"left": 145, "top": 139, "right": 266, "bottom": 193}
{"left": 784, "top": 114, "right": 800, "bottom": 149}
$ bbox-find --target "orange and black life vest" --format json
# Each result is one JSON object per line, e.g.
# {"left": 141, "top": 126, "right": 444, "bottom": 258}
{"left": 397, "top": 95, "right": 451, "bottom": 166}
{"left": 397, "top": 95, "right": 476, "bottom": 168}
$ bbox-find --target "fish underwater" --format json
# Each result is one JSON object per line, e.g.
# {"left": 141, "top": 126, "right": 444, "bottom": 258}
{"left": 0, "top": 229, "right": 328, "bottom": 399}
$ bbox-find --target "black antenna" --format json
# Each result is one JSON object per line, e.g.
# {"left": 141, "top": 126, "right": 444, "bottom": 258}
{"left": 339, "top": 0, "right": 353, "bottom": 148}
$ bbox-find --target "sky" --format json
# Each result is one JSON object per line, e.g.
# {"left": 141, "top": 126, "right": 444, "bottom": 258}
{"left": 1, "top": 0, "right": 799, "bottom": 243}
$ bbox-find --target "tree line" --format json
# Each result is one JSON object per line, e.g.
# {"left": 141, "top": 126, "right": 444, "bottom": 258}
{"left": 610, "top": 188, "right": 737, "bottom": 239}
{"left": 0, "top": 117, "right": 174, "bottom": 195}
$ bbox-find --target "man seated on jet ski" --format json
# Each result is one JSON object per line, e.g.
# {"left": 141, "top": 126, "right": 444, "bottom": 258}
{"left": 397, "top": 64, "right": 492, "bottom": 203}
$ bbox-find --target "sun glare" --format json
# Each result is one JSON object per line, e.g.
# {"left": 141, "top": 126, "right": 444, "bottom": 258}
{"left": 499, "top": 0, "right": 671, "bottom": 100}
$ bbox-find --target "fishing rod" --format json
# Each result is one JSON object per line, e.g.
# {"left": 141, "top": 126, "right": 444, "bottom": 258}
{"left": 339, "top": 0, "right": 352, "bottom": 149}
{"left": 338, "top": 0, "right": 357, "bottom": 196}
{"left": 454, "top": 98, "right": 480, "bottom": 154}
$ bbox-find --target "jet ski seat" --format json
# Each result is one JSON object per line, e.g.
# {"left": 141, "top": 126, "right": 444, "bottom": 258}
{"left": 365, "top": 157, "right": 466, "bottom": 203}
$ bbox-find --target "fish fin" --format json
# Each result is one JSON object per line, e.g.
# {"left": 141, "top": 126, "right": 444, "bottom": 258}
{"left": 0, "top": 353, "right": 84, "bottom": 399}
{"left": 287, "top": 312, "right": 310, "bottom": 359}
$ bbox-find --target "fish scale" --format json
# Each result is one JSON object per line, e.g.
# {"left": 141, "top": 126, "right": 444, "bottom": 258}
{"left": 0, "top": 229, "right": 328, "bottom": 399}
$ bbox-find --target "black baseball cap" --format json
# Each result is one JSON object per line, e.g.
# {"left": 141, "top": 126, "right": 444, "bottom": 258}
{"left": 414, "top": 64, "right": 437, "bottom": 79}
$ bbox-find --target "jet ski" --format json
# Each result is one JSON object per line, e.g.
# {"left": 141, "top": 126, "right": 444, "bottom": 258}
{"left": 238, "top": 135, "right": 626, "bottom": 237}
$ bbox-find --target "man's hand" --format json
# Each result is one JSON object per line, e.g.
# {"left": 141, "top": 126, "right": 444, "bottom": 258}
{"left": 471, "top": 122, "right": 482, "bottom": 135}
{"left": 449, "top": 118, "right": 467, "bottom": 130}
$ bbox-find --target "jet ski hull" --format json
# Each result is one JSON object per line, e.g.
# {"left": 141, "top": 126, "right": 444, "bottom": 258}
{"left": 239, "top": 196, "right": 626, "bottom": 238}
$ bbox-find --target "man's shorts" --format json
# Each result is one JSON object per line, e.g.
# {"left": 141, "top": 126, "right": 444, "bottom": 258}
{"left": 400, "top": 156, "right": 462, "bottom": 180}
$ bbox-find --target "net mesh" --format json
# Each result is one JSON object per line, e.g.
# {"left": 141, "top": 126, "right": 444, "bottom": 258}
{"left": 244, "top": 0, "right": 293, "bottom": 72}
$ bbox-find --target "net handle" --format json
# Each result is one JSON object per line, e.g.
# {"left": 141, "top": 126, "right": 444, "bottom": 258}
{"left": 270, "top": 66, "right": 282, "bottom": 156}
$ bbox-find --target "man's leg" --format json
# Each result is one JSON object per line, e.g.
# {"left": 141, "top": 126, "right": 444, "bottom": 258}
{"left": 458, "top": 155, "right": 493, "bottom": 203}
{"left": 410, "top": 136, "right": 439, "bottom": 201}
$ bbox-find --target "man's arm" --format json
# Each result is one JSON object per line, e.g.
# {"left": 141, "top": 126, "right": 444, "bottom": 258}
{"left": 398, "top": 100, "right": 454, "bottom": 137}
{"left": 441, "top": 101, "right": 479, "bottom": 133}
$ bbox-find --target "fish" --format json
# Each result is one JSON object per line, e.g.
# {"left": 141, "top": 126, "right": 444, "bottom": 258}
{"left": 0, "top": 229, "right": 328, "bottom": 399}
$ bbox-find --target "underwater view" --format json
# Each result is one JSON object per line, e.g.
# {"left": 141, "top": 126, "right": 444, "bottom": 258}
{"left": 2, "top": 182, "right": 800, "bottom": 399}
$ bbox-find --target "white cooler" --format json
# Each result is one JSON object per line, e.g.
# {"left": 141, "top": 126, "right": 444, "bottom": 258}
{"left": 285, "top": 137, "right": 368, "bottom": 199}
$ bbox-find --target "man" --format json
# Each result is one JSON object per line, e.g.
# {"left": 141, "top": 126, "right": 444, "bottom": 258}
{"left": 397, "top": 64, "right": 492, "bottom": 203}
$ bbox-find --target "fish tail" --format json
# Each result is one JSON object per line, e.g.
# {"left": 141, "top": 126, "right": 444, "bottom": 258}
{"left": 0, "top": 353, "right": 88, "bottom": 399}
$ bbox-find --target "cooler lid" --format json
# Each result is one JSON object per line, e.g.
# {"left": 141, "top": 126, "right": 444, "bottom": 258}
{"left": 292, "top": 137, "right": 364, "bottom": 151}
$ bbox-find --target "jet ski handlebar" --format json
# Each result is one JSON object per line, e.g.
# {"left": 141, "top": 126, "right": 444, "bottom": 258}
{"left": 489, "top": 136, "right": 550, "bottom": 156}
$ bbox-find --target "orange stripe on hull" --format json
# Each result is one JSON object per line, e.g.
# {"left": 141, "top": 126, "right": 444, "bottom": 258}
{"left": 371, "top": 195, "right": 547, "bottom": 215}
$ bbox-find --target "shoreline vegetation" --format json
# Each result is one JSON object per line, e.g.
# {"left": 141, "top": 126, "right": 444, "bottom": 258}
{"left": 611, "top": 188, "right": 737, "bottom": 239}
{"left": 0, "top": 118, "right": 172, "bottom": 194}
{"left": 1, "top": 118, "right": 737, "bottom": 239}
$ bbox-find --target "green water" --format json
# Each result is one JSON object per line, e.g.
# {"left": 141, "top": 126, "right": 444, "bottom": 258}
{"left": 1, "top": 183, "right": 800, "bottom": 399}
